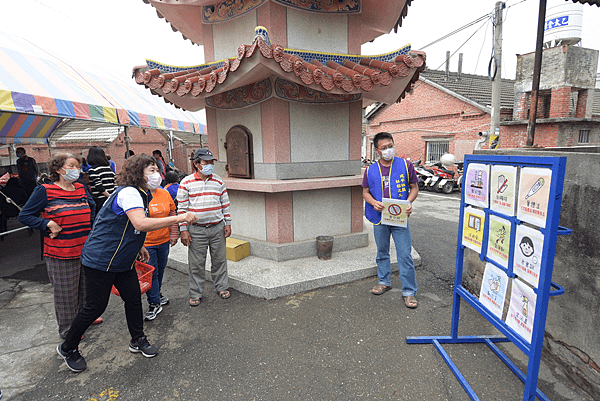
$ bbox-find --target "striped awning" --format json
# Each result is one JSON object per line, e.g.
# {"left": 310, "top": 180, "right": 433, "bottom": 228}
{"left": 0, "top": 32, "right": 204, "bottom": 144}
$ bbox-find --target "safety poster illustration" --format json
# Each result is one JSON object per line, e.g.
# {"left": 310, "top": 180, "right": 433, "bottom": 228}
{"left": 490, "top": 165, "right": 517, "bottom": 215}
{"left": 517, "top": 167, "right": 552, "bottom": 228}
{"left": 462, "top": 207, "right": 485, "bottom": 253}
{"left": 487, "top": 215, "right": 511, "bottom": 268}
{"left": 479, "top": 263, "right": 508, "bottom": 319}
{"left": 464, "top": 163, "right": 489, "bottom": 208}
{"left": 513, "top": 225, "right": 544, "bottom": 288}
{"left": 507, "top": 278, "right": 537, "bottom": 344}
{"left": 381, "top": 198, "right": 410, "bottom": 227}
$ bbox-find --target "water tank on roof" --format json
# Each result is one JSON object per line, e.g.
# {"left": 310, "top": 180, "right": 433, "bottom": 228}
{"left": 543, "top": 0, "right": 583, "bottom": 48}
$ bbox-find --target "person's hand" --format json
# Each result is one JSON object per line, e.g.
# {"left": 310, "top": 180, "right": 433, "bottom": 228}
{"left": 138, "top": 247, "right": 150, "bottom": 263}
{"left": 405, "top": 202, "right": 413, "bottom": 217}
{"left": 224, "top": 225, "right": 231, "bottom": 238}
{"left": 179, "top": 212, "right": 199, "bottom": 225}
{"left": 181, "top": 231, "right": 191, "bottom": 247}
{"left": 170, "top": 238, "right": 178, "bottom": 247}
{"left": 47, "top": 220, "right": 62, "bottom": 239}
{"left": 373, "top": 201, "right": 385, "bottom": 212}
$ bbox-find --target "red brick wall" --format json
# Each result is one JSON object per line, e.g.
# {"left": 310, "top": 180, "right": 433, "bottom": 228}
{"left": 12, "top": 128, "right": 202, "bottom": 175}
{"left": 550, "top": 87, "right": 572, "bottom": 118}
{"left": 366, "top": 81, "right": 492, "bottom": 163}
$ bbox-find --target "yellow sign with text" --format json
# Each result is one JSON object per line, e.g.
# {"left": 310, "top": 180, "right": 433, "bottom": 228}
{"left": 381, "top": 198, "right": 410, "bottom": 227}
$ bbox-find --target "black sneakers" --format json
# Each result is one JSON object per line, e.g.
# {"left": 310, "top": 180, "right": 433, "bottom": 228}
{"left": 56, "top": 343, "right": 87, "bottom": 373}
{"left": 159, "top": 293, "right": 169, "bottom": 306}
{"left": 129, "top": 335, "right": 158, "bottom": 358}
{"left": 144, "top": 303, "right": 162, "bottom": 321}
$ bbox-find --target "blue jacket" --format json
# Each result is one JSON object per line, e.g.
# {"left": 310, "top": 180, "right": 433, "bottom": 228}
{"left": 365, "top": 157, "right": 409, "bottom": 224}
{"left": 80, "top": 186, "right": 151, "bottom": 272}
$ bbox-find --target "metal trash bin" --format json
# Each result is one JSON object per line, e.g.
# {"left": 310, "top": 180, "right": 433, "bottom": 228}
{"left": 316, "top": 236, "right": 334, "bottom": 260}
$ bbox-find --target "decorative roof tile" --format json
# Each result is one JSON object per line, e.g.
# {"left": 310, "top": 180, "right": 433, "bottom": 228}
{"left": 134, "top": 27, "right": 425, "bottom": 110}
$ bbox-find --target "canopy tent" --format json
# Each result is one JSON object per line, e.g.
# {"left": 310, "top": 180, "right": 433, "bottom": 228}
{"left": 0, "top": 31, "right": 205, "bottom": 144}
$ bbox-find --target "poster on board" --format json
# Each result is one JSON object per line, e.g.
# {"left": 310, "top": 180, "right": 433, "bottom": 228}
{"left": 464, "top": 163, "right": 490, "bottom": 208}
{"left": 479, "top": 263, "right": 509, "bottom": 319}
{"left": 381, "top": 198, "right": 410, "bottom": 227}
{"left": 514, "top": 225, "right": 544, "bottom": 288}
{"left": 490, "top": 165, "right": 517, "bottom": 216}
{"left": 506, "top": 278, "right": 537, "bottom": 344}
{"left": 517, "top": 167, "right": 552, "bottom": 228}
{"left": 487, "top": 215, "right": 511, "bottom": 268}
{"left": 462, "top": 207, "right": 486, "bottom": 253}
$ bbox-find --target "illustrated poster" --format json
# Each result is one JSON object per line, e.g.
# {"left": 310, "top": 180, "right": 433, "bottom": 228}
{"left": 490, "top": 165, "right": 517, "bottom": 216}
{"left": 514, "top": 225, "right": 544, "bottom": 288}
{"left": 517, "top": 167, "right": 552, "bottom": 228}
{"left": 487, "top": 215, "right": 511, "bottom": 268}
{"left": 381, "top": 198, "right": 410, "bottom": 227}
{"left": 464, "top": 163, "right": 490, "bottom": 208}
{"left": 506, "top": 278, "right": 536, "bottom": 344}
{"left": 462, "top": 207, "right": 486, "bottom": 253}
{"left": 479, "top": 263, "right": 509, "bottom": 319}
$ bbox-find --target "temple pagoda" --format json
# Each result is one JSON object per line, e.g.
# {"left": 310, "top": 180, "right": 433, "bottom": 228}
{"left": 133, "top": 0, "right": 426, "bottom": 261}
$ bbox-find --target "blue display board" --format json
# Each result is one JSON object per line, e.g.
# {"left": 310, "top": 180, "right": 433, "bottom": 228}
{"left": 407, "top": 154, "right": 571, "bottom": 401}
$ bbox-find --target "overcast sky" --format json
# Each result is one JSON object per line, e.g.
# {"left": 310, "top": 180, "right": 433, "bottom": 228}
{"left": 2, "top": 0, "right": 599, "bottom": 122}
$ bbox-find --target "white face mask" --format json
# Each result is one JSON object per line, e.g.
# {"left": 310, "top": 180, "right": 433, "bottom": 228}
{"left": 145, "top": 172, "right": 161, "bottom": 189}
{"left": 61, "top": 168, "right": 80, "bottom": 183}
{"left": 380, "top": 147, "right": 395, "bottom": 161}
{"left": 201, "top": 164, "right": 214, "bottom": 176}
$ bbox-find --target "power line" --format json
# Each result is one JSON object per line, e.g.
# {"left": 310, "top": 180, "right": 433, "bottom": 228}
{"left": 419, "top": 12, "right": 493, "bottom": 51}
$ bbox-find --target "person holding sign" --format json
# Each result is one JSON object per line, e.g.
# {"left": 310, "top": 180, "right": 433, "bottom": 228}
{"left": 362, "top": 132, "right": 419, "bottom": 308}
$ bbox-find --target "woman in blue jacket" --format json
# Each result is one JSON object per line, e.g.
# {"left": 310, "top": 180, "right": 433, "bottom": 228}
{"left": 56, "top": 155, "right": 198, "bottom": 373}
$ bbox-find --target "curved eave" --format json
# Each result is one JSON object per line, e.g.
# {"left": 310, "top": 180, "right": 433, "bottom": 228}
{"left": 145, "top": 0, "right": 414, "bottom": 46}
{"left": 133, "top": 38, "right": 426, "bottom": 111}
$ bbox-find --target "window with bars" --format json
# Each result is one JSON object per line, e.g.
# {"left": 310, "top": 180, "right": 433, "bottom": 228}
{"left": 578, "top": 130, "right": 590, "bottom": 144}
{"left": 427, "top": 141, "right": 449, "bottom": 163}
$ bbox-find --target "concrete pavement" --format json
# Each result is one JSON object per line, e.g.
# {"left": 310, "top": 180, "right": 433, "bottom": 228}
{"left": 0, "top": 205, "right": 589, "bottom": 400}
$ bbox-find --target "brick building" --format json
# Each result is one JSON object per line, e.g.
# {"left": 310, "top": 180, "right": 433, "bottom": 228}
{"left": 366, "top": 45, "right": 600, "bottom": 164}
{"left": 0, "top": 120, "right": 206, "bottom": 175}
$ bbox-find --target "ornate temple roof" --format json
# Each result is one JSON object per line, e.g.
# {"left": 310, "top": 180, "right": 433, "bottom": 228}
{"left": 143, "top": 0, "right": 414, "bottom": 46}
{"left": 133, "top": 28, "right": 426, "bottom": 110}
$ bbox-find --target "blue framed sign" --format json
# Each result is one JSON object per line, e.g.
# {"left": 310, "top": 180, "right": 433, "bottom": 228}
{"left": 407, "top": 154, "right": 571, "bottom": 401}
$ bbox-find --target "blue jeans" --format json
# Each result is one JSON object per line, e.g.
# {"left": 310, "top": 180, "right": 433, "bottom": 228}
{"left": 373, "top": 223, "right": 417, "bottom": 296}
{"left": 145, "top": 241, "right": 170, "bottom": 305}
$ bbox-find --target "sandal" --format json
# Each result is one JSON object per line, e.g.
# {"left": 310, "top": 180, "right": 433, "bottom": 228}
{"left": 371, "top": 284, "right": 392, "bottom": 295}
{"left": 189, "top": 298, "right": 201, "bottom": 307}
{"left": 404, "top": 295, "right": 418, "bottom": 309}
{"left": 92, "top": 317, "right": 103, "bottom": 325}
{"left": 217, "top": 290, "right": 231, "bottom": 299}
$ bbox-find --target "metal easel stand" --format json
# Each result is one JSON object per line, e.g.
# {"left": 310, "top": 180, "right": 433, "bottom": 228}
{"left": 407, "top": 154, "right": 570, "bottom": 401}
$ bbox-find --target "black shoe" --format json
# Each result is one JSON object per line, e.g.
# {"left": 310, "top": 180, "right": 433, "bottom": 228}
{"left": 56, "top": 343, "right": 87, "bottom": 372}
{"left": 159, "top": 293, "right": 169, "bottom": 306}
{"left": 144, "top": 303, "right": 162, "bottom": 321}
{"left": 129, "top": 335, "right": 158, "bottom": 358}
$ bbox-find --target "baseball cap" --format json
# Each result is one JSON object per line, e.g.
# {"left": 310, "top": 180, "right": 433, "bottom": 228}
{"left": 192, "top": 148, "right": 216, "bottom": 161}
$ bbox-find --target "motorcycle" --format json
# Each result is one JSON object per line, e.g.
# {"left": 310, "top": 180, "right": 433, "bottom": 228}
{"left": 413, "top": 160, "right": 436, "bottom": 191}
{"left": 431, "top": 162, "right": 456, "bottom": 193}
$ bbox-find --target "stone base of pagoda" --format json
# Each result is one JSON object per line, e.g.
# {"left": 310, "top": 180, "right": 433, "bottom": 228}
{"left": 224, "top": 175, "right": 367, "bottom": 262}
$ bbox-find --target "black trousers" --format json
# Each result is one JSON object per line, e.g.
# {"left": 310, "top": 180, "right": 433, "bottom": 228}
{"left": 63, "top": 265, "right": 144, "bottom": 351}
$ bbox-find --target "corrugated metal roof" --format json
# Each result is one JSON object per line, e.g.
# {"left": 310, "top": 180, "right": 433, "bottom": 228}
{"left": 421, "top": 69, "right": 515, "bottom": 109}
{"left": 51, "top": 120, "right": 122, "bottom": 143}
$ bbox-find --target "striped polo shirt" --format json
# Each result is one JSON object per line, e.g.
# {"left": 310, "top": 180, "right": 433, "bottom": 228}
{"left": 177, "top": 171, "right": 231, "bottom": 230}
{"left": 87, "top": 165, "right": 116, "bottom": 199}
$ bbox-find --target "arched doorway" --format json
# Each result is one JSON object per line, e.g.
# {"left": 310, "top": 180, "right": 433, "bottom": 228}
{"left": 225, "top": 125, "right": 254, "bottom": 178}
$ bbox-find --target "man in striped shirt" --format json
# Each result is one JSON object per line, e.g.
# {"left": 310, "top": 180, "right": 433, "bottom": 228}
{"left": 177, "top": 148, "right": 232, "bottom": 305}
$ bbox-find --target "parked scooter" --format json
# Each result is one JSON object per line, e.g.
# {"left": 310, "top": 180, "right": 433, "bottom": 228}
{"left": 413, "top": 160, "right": 436, "bottom": 190}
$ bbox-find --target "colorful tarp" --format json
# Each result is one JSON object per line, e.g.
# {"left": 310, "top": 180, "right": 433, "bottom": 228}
{"left": 0, "top": 32, "right": 204, "bottom": 144}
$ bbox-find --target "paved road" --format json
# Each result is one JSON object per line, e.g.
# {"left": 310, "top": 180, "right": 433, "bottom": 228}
{"left": 1, "top": 189, "right": 587, "bottom": 400}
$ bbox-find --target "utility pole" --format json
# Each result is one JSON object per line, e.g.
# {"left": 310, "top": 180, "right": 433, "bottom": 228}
{"left": 526, "top": 0, "right": 548, "bottom": 146}
{"left": 489, "top": 1, "right": 505, "bottom": 149}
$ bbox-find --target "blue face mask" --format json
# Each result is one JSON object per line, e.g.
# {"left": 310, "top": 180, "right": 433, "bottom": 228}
{"left": 201, "top": 164, "right": 214, "bottom": 176}
{"left": 16, "top": 153, "right": 22, "bottom": 158}
{"left": 61, "top": 168, "right": 80, "bottom": 183}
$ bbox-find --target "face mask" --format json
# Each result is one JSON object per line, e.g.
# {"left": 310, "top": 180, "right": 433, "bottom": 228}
{"left": 380, "top": 147, "right": 395, "bottom": 161}
{"left": 61, "top": 168, "right": 80, "bottom": 183}
{"left": 16, "top": 153, "right": 22, "bottom": 158}
{"left": 145, "top": 172, "right": 162, "bottom": 189}
{"left": 201, "top": 164, "right": 214, "bottom": 176}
